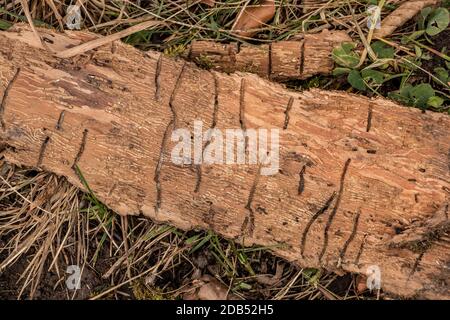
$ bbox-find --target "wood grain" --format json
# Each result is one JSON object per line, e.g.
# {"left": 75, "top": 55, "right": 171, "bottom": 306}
{"left": 0, "top": 25, "right": 449, "bottom": 299}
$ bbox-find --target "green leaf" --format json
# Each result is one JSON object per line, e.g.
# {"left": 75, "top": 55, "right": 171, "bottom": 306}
{"left": 422, "top": 53, "right": 433, "bottom": 61}
{"left": 189, "top": 232, "right": 213, "bottom": 253}
{"left": 399, "top": 83, "right": 414, "bottom": 97}
{"left": 434, "top": 67, "right": 449, "bottom": 84}
{"left": 347, "top": 70, "right": 366, "bottom": 91}
{"left": 0, "top": 19, "right": 11, "bottom": 30}
{"left": 418, "top": 7, "right": 433, "bottom": 30}
{"left": 409, "top": 83, "right": 435, "bottom": 108}
{"left": 361, "top": 69, "right": 386, "bottom": 84}
{"left": 427, "top": 96, "right": 444, "bottom": 107}
{"left": 207, "top": 16, "right": 219, "bottom": 31}
{"left": 236, "top": 282, "right": 252, "bottom": 290}
{"left": 388, "top": 84, "right": 413, "bottom": 105}
{"left": 414, "top": 45, "right": 423, "bottom": 58}
{"left": 401, "top": 30, "right": 425, "bottom": 44}
{"left": 388, "top": 83, "right": 438, "bottom": 108}
{"left": 332, "top": 42, "right": 360, "bottom": 68}
{"left": 332, "top": 67, "right": 351, "bottom": 76}
{"left": 426, "top": 8, "right": 449, "bottom": 36}
{"left": 302, "top": 268, "right": 322, "bottom": 286}
{"left": 388, "top": 91, "right": 411, "bottom": 105}
{"left": 371, "top": 41, "right": 395, "bottom": 59}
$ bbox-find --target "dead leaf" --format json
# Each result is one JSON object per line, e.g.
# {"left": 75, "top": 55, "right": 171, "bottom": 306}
{"left": 317, "top": 284, "right": 338, "bottom": 300}
{"left": 356, "top": 274, "right": 368, "bottom": 293}
{"left": 199, "top": 0, "right": 215, "bottom": 6}
{"left": 255, "top": 262, "right": 284, "bottom": 285}
{"left": 232, "top": 0, "right": 275, "bottom": 38}
{"left": 182, "top": 275, "right": 239, "bottom": 300}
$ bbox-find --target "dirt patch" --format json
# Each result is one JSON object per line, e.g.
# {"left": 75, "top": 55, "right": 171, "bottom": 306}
{"left": 421, "top": 29, "right": 450, "bottom": 84}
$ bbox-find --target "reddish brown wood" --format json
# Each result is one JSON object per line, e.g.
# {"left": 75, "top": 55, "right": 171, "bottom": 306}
{"left": 0, "top": 25, "right": 449, "bottom": 299}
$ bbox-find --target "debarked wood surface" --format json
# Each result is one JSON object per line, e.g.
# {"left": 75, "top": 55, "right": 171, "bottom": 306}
{"left": 0, "top": 25, "right": 449, "bottom": 299}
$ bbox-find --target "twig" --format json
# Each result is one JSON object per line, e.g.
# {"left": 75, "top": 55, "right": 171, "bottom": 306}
{"left": 19, "top": 0, "right": 45, "bottom": 49}
{"left": 56, "top": 20, "right": 165, "bottom": 58}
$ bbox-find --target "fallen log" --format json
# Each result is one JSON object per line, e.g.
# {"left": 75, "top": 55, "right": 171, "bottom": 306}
{"left": 188, "top": 30, "right": 351, "bottom": 80}
{"left": 0, "top": 25, "right": 449, "bottom": 299}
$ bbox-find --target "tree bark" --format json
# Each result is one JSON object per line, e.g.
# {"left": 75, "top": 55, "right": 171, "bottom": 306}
{"left": 188, "top": 30, "right": 351, "bottom": 80}
{"left": 0, "top": 25, "right": 449, "bottom": 299}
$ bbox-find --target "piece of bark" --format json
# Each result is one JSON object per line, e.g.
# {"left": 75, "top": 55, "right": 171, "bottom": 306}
{"left": 270, "top": 41, "right": 303, "bottom": 80}
{"left": 232, "top": 0, "right": 276, "bottom": 38}
{"left": 373, "top": 0, "right": 441, "bottom": 39}
{"left": 235, "top": 43, "right": 271, "bottom": 78}
{"left": 0, "top": 25, "right": 449, "bottom": 299}
{"left": 189, "top": 30, "right": 352, "bottom": 80}
{"left": 301, "top": 30, "right": 352, "bottom": 78}
{"left": 188, "top": 41, "right": 239, "bottom": 73}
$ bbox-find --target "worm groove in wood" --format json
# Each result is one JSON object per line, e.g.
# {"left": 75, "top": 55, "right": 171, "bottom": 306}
{"left": 338, "top": 211, "right": 360, "bottom": 266}
{"left": 239, "top": 78, "right": 249, "bottom": 153}
{"left": 409, "top": 252, "right": 425, "bottom": 278}
{"left": 55, "top": 110, "right": 65, "bottom": 130}
{"left": 37, "top": 136, "right": 50, "bottom": 167}
{"left": 195, "top": 73, "right": 221, "bottom": 193}
{"left": 300, "top": 192, "right": 336, "bottom": 257}
{"left": 319, "top": 158, "right": 352, "bottom": 262}
{"left": 268, "top": 43, "right": 273, "bottom": 79}
{"left": 283, "top": 97, "right": 294, "bottom": 130}
{"left": 299, "top": 40, "right": 305, "bottom": 76}
{"left": 154, "top": 54, "right": 162, "bottom": 101}
{"left": 241, "top": 166, "right": 262, "bottom": 236}
{"left": 71, "top": 129, "right": 89, "bottom": 170}
{"left": 355, "top": 234, "right": 367, "bottom": 265}
{"left": 0, "top": 67, "right": 20, "bottom": 129}
{"left": 366, "top": 104, "right": 373, "bottom": 132}
{"left": 154, "top": 63, "right": 186, "bottom": 211}
{"left": 298, "top": 165, "right": 306, "bottom": 195}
